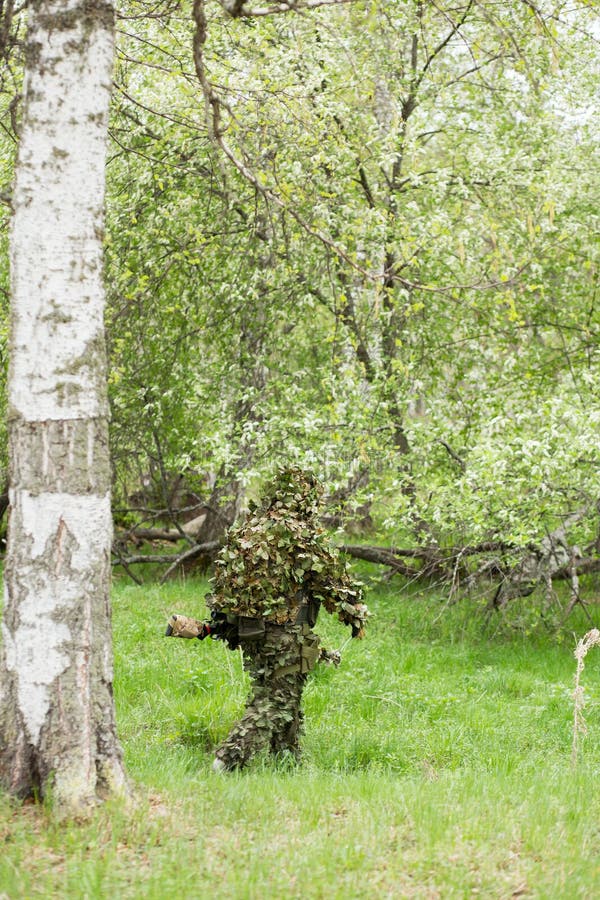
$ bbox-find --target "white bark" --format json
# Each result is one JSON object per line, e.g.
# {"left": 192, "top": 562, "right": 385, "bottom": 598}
{"left": 9, "top": 2, "right": 113, "bottom": 422}
{"left": 0, "top": 0, "right": 126, "bottom": 815}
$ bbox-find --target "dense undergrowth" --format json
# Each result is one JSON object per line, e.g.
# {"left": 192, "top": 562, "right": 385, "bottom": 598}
{"left": 2, "top": 567, "right": 600, "bottom": 898}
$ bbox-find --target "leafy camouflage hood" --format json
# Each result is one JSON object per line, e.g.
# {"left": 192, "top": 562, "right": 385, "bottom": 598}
{"left": 251, "top": 466, "right": 324, "bottom": 519}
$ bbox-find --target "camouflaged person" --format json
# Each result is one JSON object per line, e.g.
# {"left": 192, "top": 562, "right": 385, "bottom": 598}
{"left": 167, "top": 466, "right": 368, "bottom": 772}
{"left": 209, "top": 466, "right": 368, "bottom": 771}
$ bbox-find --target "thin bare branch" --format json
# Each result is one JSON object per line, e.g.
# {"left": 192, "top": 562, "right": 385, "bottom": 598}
{"left": 221, "top": 0, "right": 357, "bottom": 18}
{"left": 437, "top": 439, "right": 467, "bottom": 472}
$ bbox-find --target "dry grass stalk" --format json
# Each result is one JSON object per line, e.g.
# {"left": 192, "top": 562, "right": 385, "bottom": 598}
{"left": 572, "top": 628, "right": 600, "bottom": 765}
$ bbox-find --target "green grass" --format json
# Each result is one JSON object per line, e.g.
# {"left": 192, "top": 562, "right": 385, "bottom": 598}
{"left": 2, "top": 570, "right": 600, "bottom": 897}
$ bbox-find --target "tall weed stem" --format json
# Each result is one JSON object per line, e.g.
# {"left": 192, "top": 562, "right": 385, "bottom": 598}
{"left": 572, "top": 629, "right": 600, "bottom": 765}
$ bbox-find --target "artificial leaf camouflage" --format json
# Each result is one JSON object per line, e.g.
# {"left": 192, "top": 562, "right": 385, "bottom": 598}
{"left": 208, "top": 466, "right": 368, "bottom": 636}
{"left": 199, "top": 467, "right": 370, "bottom": 771}
{"left": 214, "top": 624, "right": 314, "bottom": 770}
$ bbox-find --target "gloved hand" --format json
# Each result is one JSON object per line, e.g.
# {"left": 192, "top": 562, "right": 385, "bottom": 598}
{"left": 350, "top": 602, "right": 369, "bottom": 639}
{"left": 319, "top": 648, "right": 341, "bottom": 667}
{"left": 165, "top": 614, "right": 209, "bottom": 639}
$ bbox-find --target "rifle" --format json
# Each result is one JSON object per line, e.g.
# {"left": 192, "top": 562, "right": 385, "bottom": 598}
{"left": 165, "top": 610, "right": 239, "bottom": 649}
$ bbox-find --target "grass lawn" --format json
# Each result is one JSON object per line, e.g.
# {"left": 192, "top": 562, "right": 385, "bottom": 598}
{"left": 2, "top": 569, "right": 600, "bottom": 898}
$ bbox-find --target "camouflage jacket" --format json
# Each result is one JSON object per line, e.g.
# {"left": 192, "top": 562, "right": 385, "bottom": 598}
{"left": 207, "top": 468, "right": 368, "bottom": 637}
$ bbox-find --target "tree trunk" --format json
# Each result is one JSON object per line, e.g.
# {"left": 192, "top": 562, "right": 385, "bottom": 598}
{"left": 0, "top": 0, "right": 126, "bottom": 816}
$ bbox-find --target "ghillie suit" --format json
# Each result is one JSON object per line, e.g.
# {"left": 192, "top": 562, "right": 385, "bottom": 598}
{"left": 168, "top": 466, "right": 368, "bottom": 771}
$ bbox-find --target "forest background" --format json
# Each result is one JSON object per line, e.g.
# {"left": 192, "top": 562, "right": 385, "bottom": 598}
{"left": 0, "top": 0, "right": 599, "bottom": 895}
{"left": 0, "top": 0, "right": 599, "bottom": 607}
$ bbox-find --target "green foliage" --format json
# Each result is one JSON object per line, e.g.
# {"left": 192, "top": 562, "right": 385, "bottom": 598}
{"left": 100, "top": 0, "right": 600, "bottom": 560}
{"left": 0, "top": 1, "right": 599, "bottom": 572}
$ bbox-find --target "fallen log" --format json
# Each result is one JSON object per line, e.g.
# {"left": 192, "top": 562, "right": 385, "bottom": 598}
{"left": 117, "top": 511, "right": 209, "bottom": 545}
{"left": 339, "top": 541, "right": 521, "bottom": 579}
{"left": 111, "top": 540, "right": 222, "bottom": 582}
{"left": 341, "top": 534, "right": 600, "bottom": 611}
{"left": 337, "top": 544, "right": 421, "bottom": 577}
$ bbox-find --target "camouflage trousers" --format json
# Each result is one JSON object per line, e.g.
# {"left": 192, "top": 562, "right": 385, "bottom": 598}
{"left": 215, "top": 623, "right": 319, "bottom": 771}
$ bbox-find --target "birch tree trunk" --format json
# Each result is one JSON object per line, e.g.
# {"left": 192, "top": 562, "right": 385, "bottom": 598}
{"left": 0, "top": 0, "right": 127, "bottom": 816}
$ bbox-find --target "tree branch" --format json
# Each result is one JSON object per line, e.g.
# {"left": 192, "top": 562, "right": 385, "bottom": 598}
{"left": 191, "top": 0, "right": 374, "bottom": 279}
{"left": 220, "top": 0, "right": 358, "bottom": 17}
